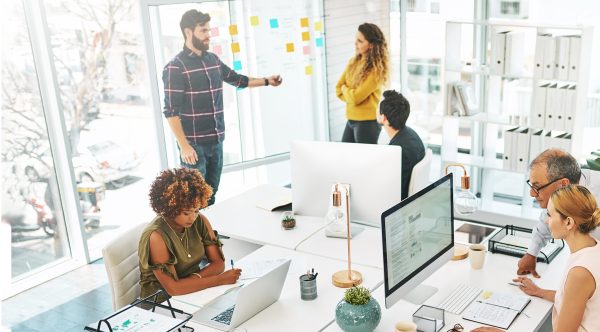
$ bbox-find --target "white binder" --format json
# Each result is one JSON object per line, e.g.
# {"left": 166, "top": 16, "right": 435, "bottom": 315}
{"left": 542, "top": 35, "right": 556, "bottom": 79}
{"left": 568, "top": 36, "right": 581, "bottom": 81}
{"left": 533, "top": 34, "right": 546, "bottom": 78}
{"left": 530, "top": 83, "right": 548, "bottom": 128}
{"left": 503, "top": 127, "right": 519, "bottom": 171}
{"left": 516, "top": 128, "right": 531, "bottom": 173}
{"left": 529, "top": 129, "right": 544, "bottom": 164}
{"left": 564, "top": 85, "right": 577, "bottom": 132}
{"left": 545, "top": 83, "right": 558, "bottom": 129}
{"left": 505, "top": 31, "right": 525, "bottom": 76}
{"left": 491, "top": 31, "right": 509, "bottom": 75}
{"left": 555, "top": 36, "right": 571, "bottom": 81}
{"left": 561, "top": 133, "right": 572, "bottom": 151}
{"left": 554, "top": 84, "right": 570, "bottom": 131}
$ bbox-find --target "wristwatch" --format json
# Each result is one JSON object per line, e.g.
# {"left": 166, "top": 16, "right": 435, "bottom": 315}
{"left": 264, "top": 78, "right": 269, "bottom": 86}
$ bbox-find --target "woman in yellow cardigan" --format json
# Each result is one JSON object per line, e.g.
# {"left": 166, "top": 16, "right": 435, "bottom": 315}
{"left": 336, "top": 23, "right": 389, "bottom": 144}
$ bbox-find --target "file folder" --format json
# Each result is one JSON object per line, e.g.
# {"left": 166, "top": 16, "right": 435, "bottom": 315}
{"left": 564, "top": 85, "right": 577, "bottom": 132}
{"left": 491, "top": 31, "right": 509, "bottom": 75}
{"left": 568, "top": 36, "right": 581, "bottom": 81}
{"left": 533, "top": 34, "right": 546, "bottom": 78}
{"left": 542, "top": 35, "right": 556, "bottom": 79}
{"left": 555, "top": 36, "right": 571, "bottom": 81}
{"left": 530, "top": 83, "right": 548, "bottom": 128}
{"left": 516, "top": 128, "right": 531, "bottom": 173}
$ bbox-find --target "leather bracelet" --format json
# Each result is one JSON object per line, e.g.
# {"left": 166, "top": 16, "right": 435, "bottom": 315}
{"left": 192, "top": 272, "right": 202, "bottom": 279}
{"left": 264, "top": 78, "right": 269, "bottom": 86}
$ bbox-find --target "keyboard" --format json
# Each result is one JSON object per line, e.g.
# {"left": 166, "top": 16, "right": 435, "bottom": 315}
{"left": 211, "top": 305, "right": 235, "bottom": 325}
{"left": 438, "top": 284, "right": 482, "bottom": 314}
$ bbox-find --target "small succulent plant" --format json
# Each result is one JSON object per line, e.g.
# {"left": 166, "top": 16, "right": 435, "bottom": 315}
{"left": 343, "top": 286, "right": 371, "bottom": 305}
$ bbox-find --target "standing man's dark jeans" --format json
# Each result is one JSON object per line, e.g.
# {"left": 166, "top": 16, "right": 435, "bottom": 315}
{"left": 341, "top": 120, "right": 381, "bottom": 144}
{"left": 181, "top": 141, "right": 223, "bottom": 206}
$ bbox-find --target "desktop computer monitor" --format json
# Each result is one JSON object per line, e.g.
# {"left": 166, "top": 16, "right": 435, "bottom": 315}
{"left": 291, "top": 140, "right": 403, "bottom": 227}
{"left": 381, "top": 173, "right": 454, "bottom": 308}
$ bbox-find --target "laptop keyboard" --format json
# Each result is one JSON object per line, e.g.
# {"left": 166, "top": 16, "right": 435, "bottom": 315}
{"left": 211, "top": 305, "right": 236, "bottom": 325}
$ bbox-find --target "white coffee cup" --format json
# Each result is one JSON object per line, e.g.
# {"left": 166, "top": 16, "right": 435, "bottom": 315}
{"left": 469, "top": 244, "right": 486, "bottom": 269}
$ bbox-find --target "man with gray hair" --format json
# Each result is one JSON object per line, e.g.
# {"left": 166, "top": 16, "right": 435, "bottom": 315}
{"left": 517, "top": 148, "right": 600, "bottom": 277}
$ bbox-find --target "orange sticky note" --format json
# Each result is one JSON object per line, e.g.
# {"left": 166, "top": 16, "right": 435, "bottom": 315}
{"left": 231, "top": 42, "right": 240, "bottom": 53}
{"left": 305, "top": 65, "right": 313, "bottom": 75}
{"left": 302, "top": 31, "right": 310, "bottom": 41}
{"left": 286, "top": 43, "right": 295, "bottom": 52}
{"left": 250, "top": 16, "right": 259, "bottom": 26}
{"left": 229, "top": 24, "right": 238, "bottom": 35}
{"left": 300, "top": 18, "right": 309, "bottom": 27}
{"left": 314, "top": 21, "right": 323, "bottom": 31}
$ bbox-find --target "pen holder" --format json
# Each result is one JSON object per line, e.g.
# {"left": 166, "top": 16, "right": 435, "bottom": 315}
{"left": 299, "top": 274, "right": 317, "bottom": 300}
{"left": 412, "top": 305, "right": 444, "bottom": 332}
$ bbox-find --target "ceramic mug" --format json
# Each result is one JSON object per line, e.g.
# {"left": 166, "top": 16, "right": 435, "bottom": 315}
{"left": 469, "top": 244, "right": 487, "bottom": 269}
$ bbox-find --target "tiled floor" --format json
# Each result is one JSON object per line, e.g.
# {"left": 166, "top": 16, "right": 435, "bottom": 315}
{"left": 2, "top": 259, "right": 112, "bottom": 331}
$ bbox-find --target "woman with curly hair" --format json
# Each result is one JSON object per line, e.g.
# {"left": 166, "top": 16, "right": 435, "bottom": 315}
{"left": 138, "top": 168, "right": 241, "bottom": 302}
{"left": 336, "top": 22, "right": 389, "bottom": 144}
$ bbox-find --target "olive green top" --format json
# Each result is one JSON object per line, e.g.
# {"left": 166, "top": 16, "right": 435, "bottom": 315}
{"left": 138, "top": 213, "right": 223, "bottom": 303}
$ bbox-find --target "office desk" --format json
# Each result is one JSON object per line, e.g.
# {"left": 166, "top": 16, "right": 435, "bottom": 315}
{"left": 323, "top": 247, "right": 568, "bottom": 332}
{"left": 172, "top": 244, "right": 384, "bottom": 332}
{"left": 296, "top": 225, "right": 384, "bottom": 269}
{"left": 203, "top": 184, "right": 326, "bottom": 249}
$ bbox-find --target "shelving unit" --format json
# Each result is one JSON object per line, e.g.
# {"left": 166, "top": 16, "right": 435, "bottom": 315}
{"left": 441, "top": 19, "right": 593, "bottom": 217}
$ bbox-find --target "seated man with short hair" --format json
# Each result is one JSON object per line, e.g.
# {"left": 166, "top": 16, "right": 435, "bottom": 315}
{"left": 377, "top": 90, "right": 425, "bottom": 200}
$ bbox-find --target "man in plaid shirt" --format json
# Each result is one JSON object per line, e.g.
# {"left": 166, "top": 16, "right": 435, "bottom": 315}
{"left": 163, "top": 10, "right": 282, "bottom": 205}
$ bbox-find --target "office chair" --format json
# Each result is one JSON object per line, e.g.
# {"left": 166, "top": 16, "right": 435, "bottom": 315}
{"left": 408, "top": 148, "right": 433, "bottom": 196}
{"left": 102, "top": 222, "right": 147, "bottom": 311}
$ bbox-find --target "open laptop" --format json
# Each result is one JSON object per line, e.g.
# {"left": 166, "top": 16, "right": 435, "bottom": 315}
{"left": 191, "top": 259, "right": 291, "bottom": 331}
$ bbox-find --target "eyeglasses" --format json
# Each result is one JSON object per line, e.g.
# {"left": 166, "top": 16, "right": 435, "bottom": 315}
{"left": 526, "top": 178, "right": 562, "bottom": 196}
{"left": 447, "top": 323, "right": 463, "bottom": 332}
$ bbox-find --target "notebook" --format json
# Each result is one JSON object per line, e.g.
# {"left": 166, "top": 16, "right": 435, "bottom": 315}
{"left": 462, "top": 291, "right": 531, "bottom": 329}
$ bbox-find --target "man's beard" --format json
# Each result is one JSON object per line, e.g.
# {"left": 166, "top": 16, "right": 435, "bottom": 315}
{"left": 192, "top": 35, "right": 209, "bottom": 52}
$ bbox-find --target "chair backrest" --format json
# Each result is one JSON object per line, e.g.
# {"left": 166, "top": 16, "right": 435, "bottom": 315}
{"left": 408, "top": 148, "right": 433, "bottom": 196}
{"left": 102, "top": 222, "right": 147, "bottom": 311}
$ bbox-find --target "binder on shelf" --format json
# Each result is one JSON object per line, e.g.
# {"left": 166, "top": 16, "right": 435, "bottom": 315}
{"left": 454, "top": 81, "right": 479, "bottom": 116}
{"left": 568, "top": 36, "right": 581, "bottom": 81}
{"left": 516, "top": 128, "right": 531, "bottom": 173}
{"left": 84, "top": 290, "right": 192, "bottom": 332}
{"left": 530, "top": 83, "right": 549, "bottom": 128}
{"left": 490, "top": 31, "right": 509, "bottom": 75}
{"left": 489, "top": 225, "right": 565, "bottom": 263}
{"left": 503, "top": 127, "right": 519, "bottom": 171}
{"left": 533, "top": 34, "right": 546, "bottom": 78}
{"left": 560, "top": 133, "right": 572, "bottom": 151}
{"left": 555, "top": 36, "right": 571, "bottom": 81}
{"left": 545, "top": 131, "right": 567, "bottom": 151}
{"left": 545, "top": 83, "right": 559, "bottom": 129}
{"left": 542, "top": 34, "right": 556, "bottom": 79}
{"left": 529, "top": 129, "right": 544, "bottom": 164}
{"left": 505, "top": 31, "right": 525, "bottom": 76}
{"left": 564, "top": 85, "right": 577, "bottom": 132}
{"left": 446, "top": 82, "right": 463, "bottom": 116}
{"left": 555, "top": 84, "right": 570, "bottom": 131}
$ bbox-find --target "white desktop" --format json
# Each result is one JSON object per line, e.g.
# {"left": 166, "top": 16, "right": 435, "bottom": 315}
{"left": 381, "top": 174, "right": 454, "bottom": 308}
{"left": 291, "top": 140, "right": 403, "bottom": 227}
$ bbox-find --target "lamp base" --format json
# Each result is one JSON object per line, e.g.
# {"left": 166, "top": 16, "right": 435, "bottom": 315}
{"left": 332, "top": 270, "right": 363, "bottom": 288}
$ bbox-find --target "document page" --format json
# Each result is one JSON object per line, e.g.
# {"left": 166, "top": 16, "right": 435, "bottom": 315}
{"left": 462, "top": 292, "right": 530, "bottom": 329}
{"left": 238, "top": 258, "right": 288, "bottom": 280}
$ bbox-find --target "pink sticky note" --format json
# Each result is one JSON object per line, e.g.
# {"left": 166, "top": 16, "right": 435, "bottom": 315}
{"left": 303, "top": 45, "right": 311, "bottom": 55}
{"left": 211, "top": 27, "right": 220, "bottom": 37}
{"left": 213, "top": 44, "right": 222, "bottom": 56}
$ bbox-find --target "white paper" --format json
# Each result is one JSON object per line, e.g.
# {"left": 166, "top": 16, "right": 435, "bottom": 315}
{"left": 237, "top": 259, "right": 288, "bottom": 280}
{"left": 463, "top": 292, "right": 530, "bottom": 329}
{"left": 99, "top": 306, "right": 184, "bottom": 332}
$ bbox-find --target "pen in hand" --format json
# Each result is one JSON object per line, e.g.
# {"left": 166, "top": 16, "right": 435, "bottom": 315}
{"left": 231, "top": 259, "right": 234, "bottom": 269}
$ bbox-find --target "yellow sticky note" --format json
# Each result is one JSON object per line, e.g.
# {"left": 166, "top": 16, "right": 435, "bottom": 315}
{"left": 302, "top": 31, "right": 310, "bottom": 41}
{"left": 314, "top": 21, "right": 323, "bottom": 31}
{"left": 250, "top": 16, "right": 259, "bottom": 26}
{"left": 305, "top": 65, "right": 313, "bottom": 75}
{"left": 286, "top": 43, "right": 295, "bottom": 52}
{"left": 231, "top": 42, "right": 240, "bottom": 53}
{"left": 300, "top": 17, "right": 309, "bottom": 27}
{"left": 482, "top": 291, "right": 493, "bottom": 300}
{"left": 229, "top": 24, "right": 238, "bottom": 35}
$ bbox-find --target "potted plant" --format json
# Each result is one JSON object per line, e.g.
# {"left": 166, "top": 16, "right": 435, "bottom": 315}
{"left": 281, "top": 211, "right": 296, "bottom": 230}
{"left": 335, "top": 286, "right": 381, "bottom": 332}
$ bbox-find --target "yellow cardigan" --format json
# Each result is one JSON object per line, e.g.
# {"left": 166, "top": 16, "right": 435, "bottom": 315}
{"left": 335, "top": 61, "right": 383, "bottom": 121}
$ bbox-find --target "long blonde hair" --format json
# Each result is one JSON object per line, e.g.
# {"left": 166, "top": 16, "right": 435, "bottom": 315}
{"left": 348, "top": 23, "right": 389, "bottom": 86}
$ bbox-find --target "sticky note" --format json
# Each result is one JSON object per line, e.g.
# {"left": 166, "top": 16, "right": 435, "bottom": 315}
{"left": 315, "top": 37, "right": 324, "bottom": 47}
{"left": 302, "top": 31, "right": 310, "bottom": 41}
{"left": 250, "top": 16, "right": 259, "bottom": 26}
{"left": 315, "top": 21, "right": 323, "bottom": 31}
{"left": 213, "top": 44, "right": 222, "bottom": 55}
{"left": 286, "top": 43, "right": 295, "bottom": 52}
{"left": 231, "top": 42, "right": 240, "bottom": 53}
{"left": 303, "top": 45, "right": 311, "bottom": 55}
{"left": 269, "top": 18, "right": 279, "bottom": 28}
{"left": 229, "top": 25, "right": 238, "bottom": 35}
{"left": 211, "top": 27, "right": 220, "bottom": 37}
{"left": 300, "top": 17, "right": 309, "bottom": 27}
{"left": 233, "top": 60, "right": 242, "bottom": 71}
{"left": 305, "top": 65, "right": 313, "bottom": 75}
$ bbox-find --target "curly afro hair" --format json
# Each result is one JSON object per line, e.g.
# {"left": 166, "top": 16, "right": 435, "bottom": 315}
{"left": 149, "top": 168, "right": 213, "bottom": 220}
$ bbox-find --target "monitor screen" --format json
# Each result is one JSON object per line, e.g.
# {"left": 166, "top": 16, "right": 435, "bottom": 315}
{"left": 381, "top": 174, "right": 454, "bottom": 308}
{"left": 291, "top": 140, "right": 402, "bottom": 227}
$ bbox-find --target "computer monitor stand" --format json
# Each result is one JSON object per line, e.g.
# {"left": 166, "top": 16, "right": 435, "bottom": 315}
{"left": 403, "top": 284, "right": 438, "bottom": 305}
{"left": 324, "top": 224, "right": 364, "bottom": 239}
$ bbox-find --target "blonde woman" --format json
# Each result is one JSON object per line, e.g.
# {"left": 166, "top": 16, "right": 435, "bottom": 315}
{"left": 474, "top": 185, "right": 600, "bottom": 332}
{"left": 336, "top": 23, "right": 389, "bottom": 144}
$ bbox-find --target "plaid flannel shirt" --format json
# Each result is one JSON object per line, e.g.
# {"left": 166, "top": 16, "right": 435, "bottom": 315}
{"left": 162, "top": 47, "right": 249, "bottom": 144}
